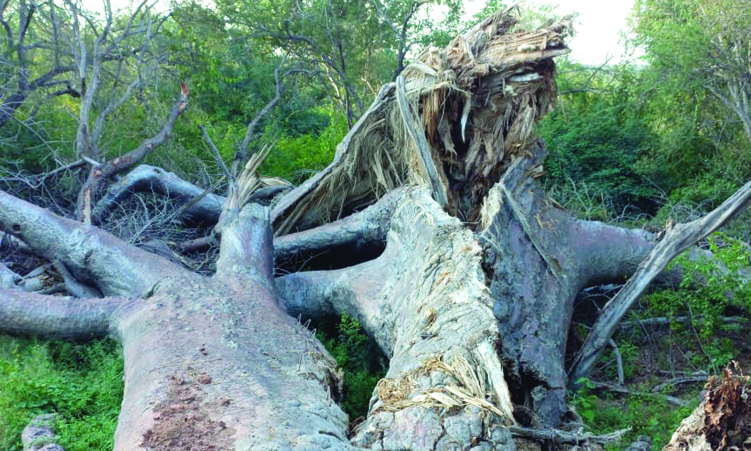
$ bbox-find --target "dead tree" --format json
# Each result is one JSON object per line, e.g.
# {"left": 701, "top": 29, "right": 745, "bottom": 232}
{"left": 0, "top": 0, "right": 78, "bottom": 128}
{"left": 1, "top": 9, "right": 749, "bottom": 450}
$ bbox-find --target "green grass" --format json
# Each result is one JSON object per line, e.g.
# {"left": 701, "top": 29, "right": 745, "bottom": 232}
{"left": 571, "top": 379, "right": 696, "bottom": 450}
{"left": 0, "top": 336, "right": 124, "bottom": 451}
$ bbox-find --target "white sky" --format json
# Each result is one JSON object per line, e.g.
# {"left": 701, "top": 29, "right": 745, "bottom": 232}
{"left": 466, "top": 0, "right": 637, "bottom": 65}
{"left": 82, "top": 0, "right": 637, "bottom": 65}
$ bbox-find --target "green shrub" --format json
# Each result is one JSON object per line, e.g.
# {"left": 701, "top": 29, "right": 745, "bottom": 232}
{"left": 0, "top": 336, "right": 124, "bottom": 451}
{"left": 261, "top": 111, "right": 347, "bottom": 184}
{"left": 316, "top": 313, "right": 386, "bottom": 420}
{"left": 571, "top": 378, "right": 695, "bottom": 450}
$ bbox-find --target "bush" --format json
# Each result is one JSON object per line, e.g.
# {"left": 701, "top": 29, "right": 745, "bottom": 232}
{"left": 316, "top": 313, "right": 386, "bottom": 421}
{"left": 0, "top": 337, "right": 124, "bottom": 451}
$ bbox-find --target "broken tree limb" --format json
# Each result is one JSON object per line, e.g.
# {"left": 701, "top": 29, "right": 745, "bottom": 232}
{"left": 569, "top": 178, "right": 751, "bottom": 385}
{"left": 620, "top": 315, "right": 748, "bottom": 329}
{"left": 0, "top": 289, "right": 123, "bottom": 339}
{"left": 273, "top": 187, "right": 405, "bottom": 261}
{"left": 77, "top": 83, "right": 189, "bottom": 224}
{"left": 270, "top": 82, "right": 395, "bottom": 231}
{"left": 586, "top": 380, "right": 689, "bottom": 407}
{"left": 0, "top": 190, "right": 190, "bottom": 296}
{"left": 395, "top": 75, "right": 448, "bottom": 207}
{"left": 508, "top": 425, "right": 630, "bottom": 445}
{"left": 273, "top": 11, "right": 573, "bottom": 233}
{"left": 92, "top": 165, "right": 226, "bottom": 225}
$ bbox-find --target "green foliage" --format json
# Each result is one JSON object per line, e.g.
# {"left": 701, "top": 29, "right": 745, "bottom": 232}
{"left": 629, "top": 0, "right": 751, "bottom": 209}
{"left": 261, "top": 111, "right": 347, "bottom": 183}
{"left": 540, "top": 62, "right": 659, "bottom": 216}
{"left": 0, "top": 337, "right": 124, "bottom": 451}
{"left": 640, "top": 233, "right": 751, "bottom": 370}
{"left": 571, "top": 379, "right": 693, "bottom": 450}
{"left": 316, "top": 314, "right": 386, "bottom": 420}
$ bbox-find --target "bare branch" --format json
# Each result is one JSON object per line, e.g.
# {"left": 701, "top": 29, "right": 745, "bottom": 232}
{"left": 570, "top": 178, "right": 751, "bottom": 384}
{"left": 199, "top": 124, "right": 234, "bottom": 184}
{"left": 77, "top": 82, "right": 189, "bottom": 223}
{"left": 234, "top": 61, "right": 284, "bottom": 174}
{"left": 0, "top": 288, "right": 124, "bottom": 339}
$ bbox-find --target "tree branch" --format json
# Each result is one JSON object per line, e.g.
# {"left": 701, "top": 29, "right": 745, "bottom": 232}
{"left": 92, "top": 164, "right": 225, "bottom": 225}
{"left": 0, "top": 190, "right": 189, "bottom": 296}
{"left": 570, "top": 178, "right": 751, "bottom": 384}
{"left": 0, "top": 288, "right": 123, "bottom": 339}
{"left": 77, "top": 83, "right": 189, "bottom": 223}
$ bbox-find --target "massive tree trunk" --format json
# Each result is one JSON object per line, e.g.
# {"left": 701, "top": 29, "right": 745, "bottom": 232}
{"left": 1, "top": 8, "right": 747, "bottom": 451}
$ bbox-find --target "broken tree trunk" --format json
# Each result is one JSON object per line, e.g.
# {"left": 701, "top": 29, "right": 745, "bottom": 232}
{"left": 3, "top": 7, "right": 739, "bottom": 450}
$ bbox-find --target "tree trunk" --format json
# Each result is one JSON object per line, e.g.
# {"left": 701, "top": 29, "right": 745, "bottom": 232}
{"left": 1, "top": 7, "right": 741, "bottom": 450}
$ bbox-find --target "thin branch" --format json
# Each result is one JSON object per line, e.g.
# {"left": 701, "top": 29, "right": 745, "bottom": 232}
{"left": 199, "top": 125, "right": 234, "bottom": 183}
{"left": 234, "top": 60, "right": 285, "bottom": 175}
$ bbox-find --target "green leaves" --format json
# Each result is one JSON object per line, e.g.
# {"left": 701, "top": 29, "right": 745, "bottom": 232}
{"left": 316, "top": 313, "right": 386, "bottom": 420}
{"left": 0, "top": 338, "right": 123, "bottom": 451}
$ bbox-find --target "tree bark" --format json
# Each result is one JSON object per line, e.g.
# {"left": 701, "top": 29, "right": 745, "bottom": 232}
{"left": 2, "top": 7, "right": 739, "bottom": 450}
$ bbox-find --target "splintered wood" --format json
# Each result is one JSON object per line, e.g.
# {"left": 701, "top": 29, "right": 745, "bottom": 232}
{"left": 664, "top": 361, "right": 751, "bottom": 451}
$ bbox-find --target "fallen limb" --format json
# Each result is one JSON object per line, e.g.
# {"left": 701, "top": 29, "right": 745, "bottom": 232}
{"left": 570, "top": 177, "right": 751, "bottom": 384}
{"left": 620, "top": 315, "right": 748, "bottom": 329}
{"left": 92, "top": 165, "right": 226, "bottom": 224}
{"left": 652, "top": 376, "right": 710, "bottom": 394}
{"left": 586, "top": 380, "right": 689, "bottom": 407}
{"left": 508, "top": 425, "right": 630, "bottom": 445}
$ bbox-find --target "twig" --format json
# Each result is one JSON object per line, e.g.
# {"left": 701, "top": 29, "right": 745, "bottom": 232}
{"left": 652, "top": 376, "right": 708, "bottom": 393}
{"left": 199, "top": 124, "right": 234, "bottom": 183}
{"left": 609, "top": 339, "right": 624, "bottom": 385}
{"left": 587, "top": 380, "right": 689, "bottom": 407}
{"left": 508, "top": 425, "right": 630, "bottom": 444}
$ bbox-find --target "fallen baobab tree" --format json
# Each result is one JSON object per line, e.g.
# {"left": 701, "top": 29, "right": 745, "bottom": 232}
{"left": 2, "top": 8, "right": 751, "bottom": 451}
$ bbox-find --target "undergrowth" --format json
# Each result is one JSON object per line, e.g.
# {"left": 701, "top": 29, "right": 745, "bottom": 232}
{"left": 571, "top": 232, "right": 751, "bottom": 449}
{"left": 316, "top": 313, "right": 386, "bottom": 421}
{"left": 571, "top": 379, "right": 693, "bottom": 450}
{"left": 0, "top": 336, "right": 124, "bottom": 451}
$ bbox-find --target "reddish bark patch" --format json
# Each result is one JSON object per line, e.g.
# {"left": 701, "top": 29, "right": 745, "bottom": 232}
{"left": 703, "top": 361, "right": 751, "bottom": 451}
{"left": 141, "top": 374, "right": 234, "bottom": 451}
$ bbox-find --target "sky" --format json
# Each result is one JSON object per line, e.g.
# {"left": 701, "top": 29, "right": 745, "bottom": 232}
{"left": 466, "top": 0, "right": 637, "bottom": 65}
{"left": 83, "top": 0, "right": 638, "bottom": 65}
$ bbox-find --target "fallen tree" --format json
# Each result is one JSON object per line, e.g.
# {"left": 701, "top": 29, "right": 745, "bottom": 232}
{"left": 1, "top": 8, "right": 750, "bottom": 451}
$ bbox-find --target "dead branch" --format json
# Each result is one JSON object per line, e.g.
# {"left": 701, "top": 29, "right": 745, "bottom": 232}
{"left": 570, "top": 178, "right": 751, "bottom": 384}
{"left": 508, "top": 425, "right": 630, "bottom": 445}
{"left": 620, "top": 315, "right": 748, "bottom": 329}
{"left": 586, "top": 380, "right": 689, "bottom": 407}
{"left": 92, "top": 164, "right": 225, "bottom": 225}
{"left": 77, "top": 83, "right": 190, "bottom": 223}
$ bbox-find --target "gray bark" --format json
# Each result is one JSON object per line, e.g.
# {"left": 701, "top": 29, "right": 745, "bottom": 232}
{"left": 280, "top": 187, "right": 516, "bottom": 450}
{"left": 0, "top": 190, "right": 190, "bottom": 296}
{"left": 93, "top": 165, "right": 226, "bottom": 225}
{"left": 569, "top": 177, "right": 751, "bottom": 384}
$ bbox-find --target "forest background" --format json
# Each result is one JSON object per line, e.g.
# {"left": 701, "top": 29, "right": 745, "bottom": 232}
{"left": 0, "top": 0, "right": 750, "bottom": 449}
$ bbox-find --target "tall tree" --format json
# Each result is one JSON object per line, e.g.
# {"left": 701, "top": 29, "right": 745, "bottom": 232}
{"left": 632, "top": 0, "right": 751, "bottom": 200}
